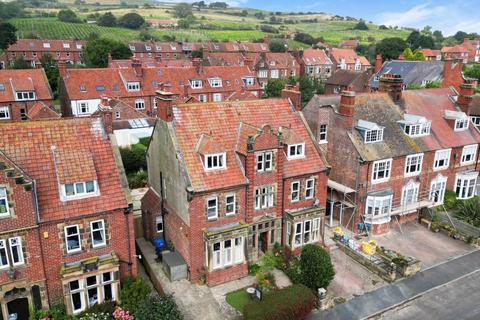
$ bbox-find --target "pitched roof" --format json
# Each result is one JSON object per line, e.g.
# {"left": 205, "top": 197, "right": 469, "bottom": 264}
{"left": 92, "top": 98, "right": 156, "bottom": 130}
{"left": 169, "top": 99, "right": 327, "bottom": 191}
{"left": 0, "top": 69, "right": 53, "bottom": 103}
{"left": 326, "top": 70, "right": 369, "bottom": 86}
{"left": 7, "top": 39, "right": 86, "bottom": 52}
{"left": 204, "top": 52, "right": 246, "bottom": 66}
{"left": 441, "top": 44, "right": 469, "bottom": 53}
{"left": 330, "top": 48, "right": 370, "bottom": 66}
{"left": 371, "top": 60, "right": 444, "bottom": 88}
{"left": 109, "top": 58, "right": 193, "bottom": 68}
{"left": 302, "top": 49, "right": 332, "bottom": 65}
{"left": 246, "top": 52, "right": 298, "bottom": 69}
{"left": 420, "top": 49, "right": 441, "bottom": 57}
{"left": 0, "top": 118, "right": 127, "bottom": 221}
{"left": 27, "top": 102, "right": 61, "bottom": 120}
{"left": 63, "top": 65, "right": 260, "bottom": 100}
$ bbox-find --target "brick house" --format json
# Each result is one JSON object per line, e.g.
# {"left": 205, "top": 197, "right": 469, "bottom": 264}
{"left": 141, "top": 90, "right": 328, "bottom": 285}
{"left": 0, "top": 69, "right": 54, "bottom": 122}
{"left": 462, "top": 38, "right": 480, "bottom": 63}
{"left": 244, "top": 52, "right": 300, "bottom": 88}
{"left": 297, "top": 49, "right": 333, "bottom": 80}
{"left": 441, "top": 44, "right": 470, "bottom": 64}
{"left": 128, "top": 42, "right": 187, "bottom": 60}
{"left": 59, "top": 59, "right": 261, "bottom": 117}
{"left": 325, "top": 70, "right": 370, "bottom": 94}
{"left": 303, "top": 75, "right": 480, "bottom": 235}
{"left": 1, "top": 39, "right": 86, "bottom": 68}
{"left": 0, "top": 116, "right": 136, "bottom": 317}
{"left": 420, "top": 49, "right": 442, "bottom": 61}
{"left": 329, "top": 48, "right": 371, "bottom": 72}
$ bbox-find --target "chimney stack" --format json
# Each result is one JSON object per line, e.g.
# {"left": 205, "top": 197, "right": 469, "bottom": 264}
{"left": 192, "top": 58, "right": 203, "bottom": 74}
{"left": 339, "top": 90, "right": 356, "bottom": 129}
{"left": 107, "top": 53, "right": 113, "bottom": 67}
{"left": 457, "top": 81, "right": 475, "bottom": 114}
{"left": 378, "top": 73, "right": 403, "bottom": 101}
{"left": 156, "top": 90, "right": 178, "bottom": 122}
{"left": 98, "top": 95, "right": 113, "bottom": 134}
{"left": 58, "top": 60, "right": 67, "bottom": 78}
{"left": 375, "top": 54, "right": 382, "bottom": 73}
{"left": 442, "top": 59, "right": 464, "bottom": 91}
{"left": 282, "top": 83, "right": 302, "bottom": 112}
{"left": 131, "top": 58, "right": 143, "bottom": 77}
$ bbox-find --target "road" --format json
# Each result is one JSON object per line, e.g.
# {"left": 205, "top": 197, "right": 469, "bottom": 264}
{"left": 377, "top": 269, "right": 480, "bottom": 320}
{"left": 311, "top": 249, "right": 480, "bottom": 320}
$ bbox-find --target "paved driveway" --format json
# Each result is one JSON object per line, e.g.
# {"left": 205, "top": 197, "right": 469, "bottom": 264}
{"left": 371, "top": 221, "right": 472, "bottom": 268}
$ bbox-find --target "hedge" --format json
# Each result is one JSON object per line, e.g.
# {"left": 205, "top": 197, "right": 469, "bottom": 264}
{"left": 243, "top": 284, "right": 317, "bottom": 320}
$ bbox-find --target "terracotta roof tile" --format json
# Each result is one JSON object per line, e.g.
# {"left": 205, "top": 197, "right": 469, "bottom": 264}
{"left": 302, "top": 49, "right": 332, "bottom": 65}
{"left": 0, "top": 69, "right": 53, "bottom": 103}
{"left": 7, "top": 39, "right": 86, "bottom": 52}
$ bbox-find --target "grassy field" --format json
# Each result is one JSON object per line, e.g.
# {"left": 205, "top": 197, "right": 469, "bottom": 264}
{"left": 11, "top": 3, "right": 412, "bottom": 45}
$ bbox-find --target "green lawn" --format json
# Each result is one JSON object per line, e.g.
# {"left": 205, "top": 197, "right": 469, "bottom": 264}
{"left": 225, "top": 288, "right": 250, "bottom": 313}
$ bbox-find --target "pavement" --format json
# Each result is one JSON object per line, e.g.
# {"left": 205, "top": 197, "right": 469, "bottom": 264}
{"left": 377, "top": 269, "right": 480, "bottom": 320}
{"left": 312, "top": 249, "right": 480, "bottom": 320}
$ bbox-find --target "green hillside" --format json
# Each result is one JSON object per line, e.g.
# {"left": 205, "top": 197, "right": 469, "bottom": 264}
{"left": 9, "top": 2, "right": 411, "bottom": 45}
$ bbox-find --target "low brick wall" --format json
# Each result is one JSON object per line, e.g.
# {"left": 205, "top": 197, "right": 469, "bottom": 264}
{"left": 136, "top": 238, "right": 165, "bottom": 295}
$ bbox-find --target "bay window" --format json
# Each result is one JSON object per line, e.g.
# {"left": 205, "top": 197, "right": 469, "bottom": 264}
{"left": 210, "top": 237, "right": 244, "bottom": 270}
{"left": 292, "top": 218, "right": 320, "bottom": 247}
{"left": 455, "top": 172, "right": 478, "bottom": 199}
{"left": 365, "top": 195, "right": 392, "bottom": 217}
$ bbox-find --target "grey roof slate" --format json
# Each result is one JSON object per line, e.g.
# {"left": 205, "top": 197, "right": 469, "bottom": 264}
{"left": 371, "top": 60, "right": 444, "bottom": 89}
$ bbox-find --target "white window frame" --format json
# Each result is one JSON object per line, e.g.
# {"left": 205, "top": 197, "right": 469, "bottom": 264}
{"left": 225, "top": 194, "right": 236, "bottom": 216}
{"left": 372, "top": 159, "right": 392, "bottom": 183}
{"left": 90, "top": 220, "right": 106, "bottom": 248}
{"left": 69, "top": 280, "right": 86, "bottom": 314}
{"left": 234, "top": 237, "right": 243, "bottom": 263}
{"left": 127, "top": 82, "right": 140, "bottom": 92}
{"left": 312, "top": 218, "right": 320, "bottom": 242}
{"left": 190, "top": 80, "right": 202, "bottom": 89}
{"left": 198, "top": 94, "right": 207, "bottom": 102}
{"left": 305, "top": 178, "right": 315, "bottom": 199}
{"left": 224, "top": 239, "right": 232, "bottom": 266}
{"left": 470, "top": 116, "right": 480, "bottom": 126}
{"left": 429, "top": 175, "right": 447, "bottom": 205}
{"left": 9, "top": 237, "right": 24, "bottom": 266}
{"left": 270, "top": 69, "right": 279, "bottom": 79}
{"left": 206, "top": 197, "right": 218, "bottom": 220}
{"left": 454, "top": 118, "right": 469, "bottom": 131}
{"left": 303, "top": 220, "right": 311, "bottom": 244}
{"left": 15, "top": 91, "right": 35, "bottom": 101}
{"left": 455, "top": 172, "right": 478, "bottom": 200}
{"left": 0, "top": 187, "right": 10, "bottom": 216}
{"left": 65, "top": 225, "right": 82, "bottom": 254}
{"left": 433, "top": 149, "right": 451, "bottom": 170}
{"left": 135, "top": 99, "right": 145, "bottom": 110}
{"left": 208, "top": 78, "right": 222, "bottom": 88}
{"left": 401, "top": 182, "right": 419, "bottom": 207}
{"left": 212, "top": 93, "right": 222, "bottom": 102}
{"left": 62, "top": 181, "right": 98, "bottom": 200}
{"left": 293, "top": 222, "right": 302, "bottom": 248}
{"left": 461, "top": 144, "right": 478, "bottom": 165}
{"left": 287, "top": 143, "right": 305, "bottom": 160}
{"left": 0, "top": 240, "right": 9, "bottom": 269}
{"left": 204, "top": 153, "right": 226, "bottom": 171}
{"left": 364, "top": 129, "right": 384, "bottom": 143}
{"left": 212, "top": 242, "right": 221, "bottom": 269}
{"left": 258, "top": 70, "right": 268, "bottom": 78}
{"left": 365, "top": 195, "right": 392, "bottom": 217}
{"left": 242, "top": 77, "right": 255, "bottom": 86}
{"left": 319, "top": 124, "right": 327, "bottom": 144}
{"left": 291, "top": 181, "right": 300, "bottom": 202}
{"left": 0, "top": 106, "right": 10, "bottom": 120}
{"left": 256, "top": 151, "right": 273, "bottom": 172}
{"left": 156, "top": 216, "right": 163, "bottom": 233}
{"left": 405, "top": 153, "right": 423, "bottom": 177}
{"left": 254, "top": 185, "right": 274, "bottom": 210}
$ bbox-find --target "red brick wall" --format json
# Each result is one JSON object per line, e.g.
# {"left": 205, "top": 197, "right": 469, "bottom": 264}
{"left": 206, "top": 263, "right": 247, "bottom": 286}
{"left": 38, "top": 210, "right": 137, "bottom": 303}
{"left": 2, "top": 100, "right": 55, "bottom": 122}
{"left": 6, "top": 51, "right": 83, "bottom": 65}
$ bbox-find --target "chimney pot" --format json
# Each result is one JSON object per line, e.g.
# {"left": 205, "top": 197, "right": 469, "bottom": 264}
{"left": 339, "top": 90, "right": 356, "bottom": 129}
{"left": 281, "top": 83, "right": 302, "bottom": 111}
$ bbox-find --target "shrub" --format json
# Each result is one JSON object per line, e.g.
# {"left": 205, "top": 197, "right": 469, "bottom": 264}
{"left": 443, "top": 190, "right": 458, "bottom": 211}
{"left": 58, "top": 9, "right": 80, "bottom": 23}
{"left": 120, "top": 277, "right": 151, "bottom": 315}
{"left": 243, "top": 284, "right": 317, "bottom": 320}
{"left": 113, "top": 307, "right": 134, "bottom": 320}
{"left": 456, "top": 197, "right": 480, "bottom": 227}
{"left": 135, "top": 294, "right": 183, "bottom": 320}
{"left": 299, "top": 244, "right": 335, "bottom": 291}
{"left": 127, "top": 169, "right": 148, "bottom": 189}
{"left": 284, "top": 258, "right": 302, "bottom": 284}
{"left": 80, "top": 301, "right": 116, "bottom": 318}
{"left": 78, "top": 312, "right": 111, "bottom": 320}
{"left": 118, "top": 13, "right": 145, "bottom": 29}
{"left": 353, "top": 20, "right": 369, "bottom": 30}
{"left": 120, "top": 143, "right": 147, "bottom": 174}
{"left": 248, "top": 263, "right": 261, "bottom": 275}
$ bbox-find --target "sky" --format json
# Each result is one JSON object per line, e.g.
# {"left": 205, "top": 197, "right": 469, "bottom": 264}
{"left": 166, "top": 0, "right": 480, "bottom": 36}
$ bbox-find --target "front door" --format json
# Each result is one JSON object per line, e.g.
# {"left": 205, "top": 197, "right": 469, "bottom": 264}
{"left": 258, "top": 232, "right": 268, "bottom": 254}
{"left": 7, "top": 298, "right": 29, "bottom": 320}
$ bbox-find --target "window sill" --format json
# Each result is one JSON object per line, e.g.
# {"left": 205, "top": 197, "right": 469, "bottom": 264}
{"left": 371, "top": 178, "right": 390, "bottom": 185}
{"left": 404, "top": 172, "right": 421, "bottom": 178}
{"left": 318, "top": 141, "right": 328, "bottom": 145}
{"left": 460, "top": 161, "right": 475, "bottom": 166}
{"left": 433, "top": 166, "right": 448, "bottom": 171}
{"left": 92, "top": 244, "right": 108, "bottom": 250}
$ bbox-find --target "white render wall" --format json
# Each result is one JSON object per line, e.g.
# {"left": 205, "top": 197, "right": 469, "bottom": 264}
{"left": 70, "top": 99, "right": 101, "bottom": 116}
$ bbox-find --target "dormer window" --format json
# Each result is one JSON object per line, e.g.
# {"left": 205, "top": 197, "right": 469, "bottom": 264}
{"left": 455, "top": 118, "right": 469, "bottom": 131}
{"left": 145, "top": 45, "right": 151, "bottom": 51}
{"left": 62, "top": 180, "right": 99, "bottom": 200}
{"left": 129, "top": 45, "right": 135, "bottom": 51}
{"left": 356, "top": 120, "right": 384, "bottom": 144}
{"left": 43, "top": 43, "right": 51, "bottom": 48}
{"left": 204, "top": 153, "right": 226, "bottom": 171}
{"left": 76, "top": 44, "right": 82, "bottom": 50}
{"left": 242, "top": 77, "right": 255, "bottom": 86}
{"left": 287, "top": 143, "right": 305, "bottom": 160}
{"left": 63, "top": 43, "right": 70, "bottom": 49}
{"left": 16, "top": 91, "right": 35, "bottom": 101}
{"left": 209, "top": 78, "right": 222, "bottom": 88}
{"left": 190, "top": 80, "right": 202, "bottom": 89}
{"left": 127, "top": 82, "right": 140, "bottom": 92}
{"left": 398, "top": 114, "right": 431, "bottom": 137}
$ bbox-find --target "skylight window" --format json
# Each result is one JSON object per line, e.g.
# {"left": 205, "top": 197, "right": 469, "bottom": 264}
{"left": 0, "top": 84, "right": 4, "bottom": 92}
{"left": 204, "top": 153, "right": 226, "bottom": 171}
{"left": 95, "top": 85, "right": 105, "bottom": 92}
{"left": 129, "top": 119, "right": 149, "bottom": 128}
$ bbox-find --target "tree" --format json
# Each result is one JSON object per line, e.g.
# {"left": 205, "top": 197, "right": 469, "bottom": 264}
{"left": 464, "top": 63, "right": 480, "bottom": 81}
{"left": 135, "top": 294, "right": 183, "bottom": 320}
{"left": 402, "top": 48, "right": 426, "bottom": 61}
{"left": 118, "top": 12, "right": 145, "bottom": 29}
{"left": 40, "top": 54, "right": 59, "bottom": 96}
{"left": 353, "top": 20, "right": 369, "bottom": 30}
{"left": 57, "top": 9, "right": 80, "bottom": 23}
{"left": 376, "top": 37, "right": 407, "bottom": 60}
{"left": 178, "top": 15, "right": 196, "bottom": 29}
{"left": 11, "top": 57, "right": 32, "bottom": 69}
{"left": 0, "top": 22, "right": 17, "bottom": 51}
{"left": 299, "top": 244, "right": 335, "bottom": 291}
{"left": 254, "top": 12, "right": 265, "bottom": 20}
{"left": 83, "top": 38, "right": 132, "bottom": 68}
{"left": 403, "top": 48, "right": 414, "bottom": 60}
{"left": 294, "top": 32, "right": 317, "bottom": 45}
{"left": 98, "top": 12, "right": 117, "bottom": 27}
{"left": 433, "top": 30, "right": 444, "bottom": 42}
{"left": 265, "top": 79, "right": 285, "bottom": 98}
{"left": 269, "top": 39, "right": 286, "bottom": 52}
{"left": 453, "top": 31, "right": 468, "bottom": 43}
{"left": 379, "top": 25, "right": 388, "bottom": 30}
{"left": 173, "top": 3, "right": 193, "bottom": 19}
{"left": 0, "top": 2, "right": 24, "bottom": 20}
{"left": 209, "top": 2, "right": 228, "bottom": 9}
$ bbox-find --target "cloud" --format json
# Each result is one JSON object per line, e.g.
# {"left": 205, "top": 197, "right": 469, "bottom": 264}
{"left": 376, "top": 3, "right": 446, "bottom": 28}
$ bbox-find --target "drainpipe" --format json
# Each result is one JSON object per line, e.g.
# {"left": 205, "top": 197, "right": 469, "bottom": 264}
{"left": 159, "top": 171, "right": 167, "bottom": 244}
{"left": 124, "top": 204, "right": 134, "bottom": 277}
